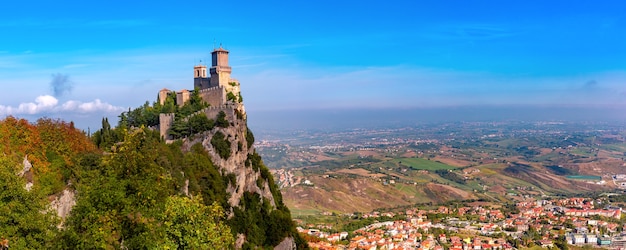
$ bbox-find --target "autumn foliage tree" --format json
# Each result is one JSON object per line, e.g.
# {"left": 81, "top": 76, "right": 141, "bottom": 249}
{"left": 0, "top": 117, "right": 97, "bottom": 196}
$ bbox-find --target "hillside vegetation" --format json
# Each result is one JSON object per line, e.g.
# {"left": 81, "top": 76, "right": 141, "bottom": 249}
{"left": 0, "top": 96, "right": 305, "bottom": 249}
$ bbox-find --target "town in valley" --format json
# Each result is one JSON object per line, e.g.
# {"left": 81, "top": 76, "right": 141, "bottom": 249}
{"left": 255, "top": 120, "right": 626, "bottom": 249}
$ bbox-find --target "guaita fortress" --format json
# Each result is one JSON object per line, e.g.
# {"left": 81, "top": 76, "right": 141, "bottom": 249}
{"left": 158, "top": 47, "right": 245, "bottom": 139}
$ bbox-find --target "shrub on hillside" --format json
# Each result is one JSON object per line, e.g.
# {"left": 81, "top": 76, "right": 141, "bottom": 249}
{"left": 211, "top": 131, "right": 231, "bottom": 159}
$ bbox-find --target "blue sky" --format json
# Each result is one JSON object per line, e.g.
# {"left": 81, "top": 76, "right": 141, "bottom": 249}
{"left": 1, "top": 1, "right": 626, "bottom": 129}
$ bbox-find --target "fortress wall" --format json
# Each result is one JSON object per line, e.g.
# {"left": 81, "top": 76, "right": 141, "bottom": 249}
{"left": 219, "top": 73, "right": 231, "bottom": 88}
{"left": 159, "top": 113, "right": 175, "bottom": 139}
{"left": 205, "top": 105, "right": 236, "bottom": 122}
{"left": 158, "top": 89, "right": 170, "bottom": 105}
{"left": 184, "top": 104, "right": 239, "bottom": 124}
{"left": 176, "top": 90, "right": 190, "bottom": 107}
{"left": 194, "top": 78, "right": 210, "bottom": 89}
{"left": 198, "top": 86, "right": 222, "bottom": 93}
{"left": 199, "top": 86, "right": 226, "bottom": 107}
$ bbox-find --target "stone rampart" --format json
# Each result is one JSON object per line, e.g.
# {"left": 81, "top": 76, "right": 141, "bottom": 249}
{"left": 198, "top": 85, "right": 222, "bottom": 93}
{"left": 183, "top": 104, "right": 239, "bottom": 123}
{"left": 159, "top": 113, "right": 175, "bottom": 139}
{"left": 176, "top": 90, "right": 190, "bottom": 107}
{"left": 198, "top": 86, "right": 226, "bottom": 107}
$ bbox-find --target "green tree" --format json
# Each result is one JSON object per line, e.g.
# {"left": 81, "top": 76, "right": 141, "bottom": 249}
{"left": 169, "top": 118, "right": 190, "bottom": 139}
{"left": 0, "top": 156, "right": 58, "bottom": 249}
{"left": 92, "top": 117, "right": 121, "bottom": 150}
{"left": 554, "top": 235, "right": 568, "bottom": 250}
{"left": 62, "top": 128, "right": 174, "bottom": 249}
{"left": 159, "top": 196, "right": 233, "bottom": 249}
{"left": 227, "top": 92, "right": 237, "bottom": 102}
{"left": 246, "top": 128, "right": 255, "bottom": 149}
{"left": 184, "top": 143, "right": 230, "bottom": 206}
{"left": 188, "top": 114, "right": 215, "bottom": 134}
{"left": 216, "top": 111, "right": 229, "bottom": 128}
{"left": 211, "top": 131, "right": 231, "bottom": 159}
{"left": 178, "top": 88, "right": 209, "bottom": 117}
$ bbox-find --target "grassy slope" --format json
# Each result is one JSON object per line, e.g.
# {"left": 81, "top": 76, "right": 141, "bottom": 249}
{"left": 398, "top": 158, "right": 458, "bottom": 171}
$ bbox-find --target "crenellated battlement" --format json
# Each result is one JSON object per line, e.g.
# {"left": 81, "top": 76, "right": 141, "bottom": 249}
{"left": 198, "top": 86, "right": 224, "bottom": 94}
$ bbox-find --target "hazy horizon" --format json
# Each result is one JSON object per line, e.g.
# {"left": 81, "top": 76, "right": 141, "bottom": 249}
{"left": 248, "top": 105, "right": 626, "bottom": 132}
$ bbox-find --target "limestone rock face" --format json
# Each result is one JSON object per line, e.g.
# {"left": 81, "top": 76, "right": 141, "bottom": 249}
{"left": 19, "top": 155, "right": 34, "bottom": 191}
{"left": 50, "top": 189, "right": 76, "bottom": 220}
{"left": 182, "top": 105, "right": 276, "bottom": 209}
{"left": 274, "top": 237, "right": 296, "bottom": 250}
{"left": 19, "top": 155, "right": 32, "bottom": 176}
{"left": 179, "top": 104, "right": 297, "bottom": 249}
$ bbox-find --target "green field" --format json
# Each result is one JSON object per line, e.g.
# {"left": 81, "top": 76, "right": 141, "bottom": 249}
{"left": 566, "top": 175, "right": 602, "bottom": 181}
{"left": 290, "top": 208, "right": 323, "bottom": 217}
{"left": 569, "top": 148, "right": 595, "bottom": 157}
{"left": 601, "top": 143, "right": 626, "bottom": 152}
{"left": 397, "top": 158, "right": 457, "bottom": 171}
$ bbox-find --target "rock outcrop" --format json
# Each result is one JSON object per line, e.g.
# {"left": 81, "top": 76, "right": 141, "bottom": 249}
{"left": 49, "top": 189, "right": 76, "bottom": 226}
{"left": 18, "top": 155, "right": 34, "bottom": 191}
{"left": 274, "top": 237, "right": 296, "bottom": 250}
{"left": 182, "top": 106, "right": 276, "bottom": 209}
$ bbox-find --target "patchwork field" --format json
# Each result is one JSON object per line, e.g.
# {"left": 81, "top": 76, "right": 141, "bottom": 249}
{"left": 397, "top": 157, "right": 458, "bottom": 171}
{"left": 261, "top": 122, "right": 626, "bottom": 216}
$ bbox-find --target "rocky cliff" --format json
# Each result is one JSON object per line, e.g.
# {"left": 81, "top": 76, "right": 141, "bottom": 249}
{"left": 176, "top": 105, "right": 303, "bottom": 249}
{"left": 182, "top": 106, "right": 276, "bottom": 210}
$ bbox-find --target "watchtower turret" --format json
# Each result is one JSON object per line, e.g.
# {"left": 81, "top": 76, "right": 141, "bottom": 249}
{"left": 194, "top": 64, "right": 209, "bottom": 89}
{"left": 209, "top": 46, "right": 232, "bottom": 88}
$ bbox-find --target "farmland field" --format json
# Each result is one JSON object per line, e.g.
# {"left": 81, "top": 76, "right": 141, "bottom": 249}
{"left": 566, "top": 175, "right": 602, "bottom": 181}
{"left": 397, "top": 158, "right": 457, "bottom": 171}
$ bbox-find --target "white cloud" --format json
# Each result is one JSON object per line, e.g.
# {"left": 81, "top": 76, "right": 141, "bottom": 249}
{"left": 61, "top": 99, "right": 124, "bottom": 113}
{"left": 0, "top": 95, "right": 124, "bottom": 116}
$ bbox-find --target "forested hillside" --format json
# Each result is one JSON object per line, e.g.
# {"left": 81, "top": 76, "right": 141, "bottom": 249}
{"left": 0, "top": 95, "right": 306, "bottom": 249}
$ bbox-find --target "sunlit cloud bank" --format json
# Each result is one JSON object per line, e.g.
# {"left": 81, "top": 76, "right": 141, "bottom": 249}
{"left": 0, "top": 95, "right": 124, "bottom": 116}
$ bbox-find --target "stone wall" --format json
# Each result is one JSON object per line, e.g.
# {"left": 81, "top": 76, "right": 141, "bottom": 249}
{"left": 158, "top": 89, "right": 170, "bottom": 105}
{"left": 159, "top": 113, "right": 175, "bottom": 139}
{"left": 209, "top": 67, "right": 232, "bottom": 88}
{"left": 198, "top": 86, "right": 226, "bottom": 107}
{"left": 184, "top": 104, "right": 239, "bottom": 123}
{"left": 194, "top": 77, "right": 210, "bottom": 90}
{"left": 176, "top": 90, "right": 190, "bottom": 107}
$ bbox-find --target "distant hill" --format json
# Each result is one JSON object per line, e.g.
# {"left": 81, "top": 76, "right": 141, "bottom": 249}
{"left": 278, "top": 157, "right": 608, "bottom": 215}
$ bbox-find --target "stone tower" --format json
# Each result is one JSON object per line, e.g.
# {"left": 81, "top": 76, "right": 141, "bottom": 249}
{"left": 209, "top": 47, "right": 232, "bottom": 88}
{"left": 158, "top": 88, "right": 170, "bottom": 105}
{"left": 193, "top": 64, "right": 209, "bottom": 89}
